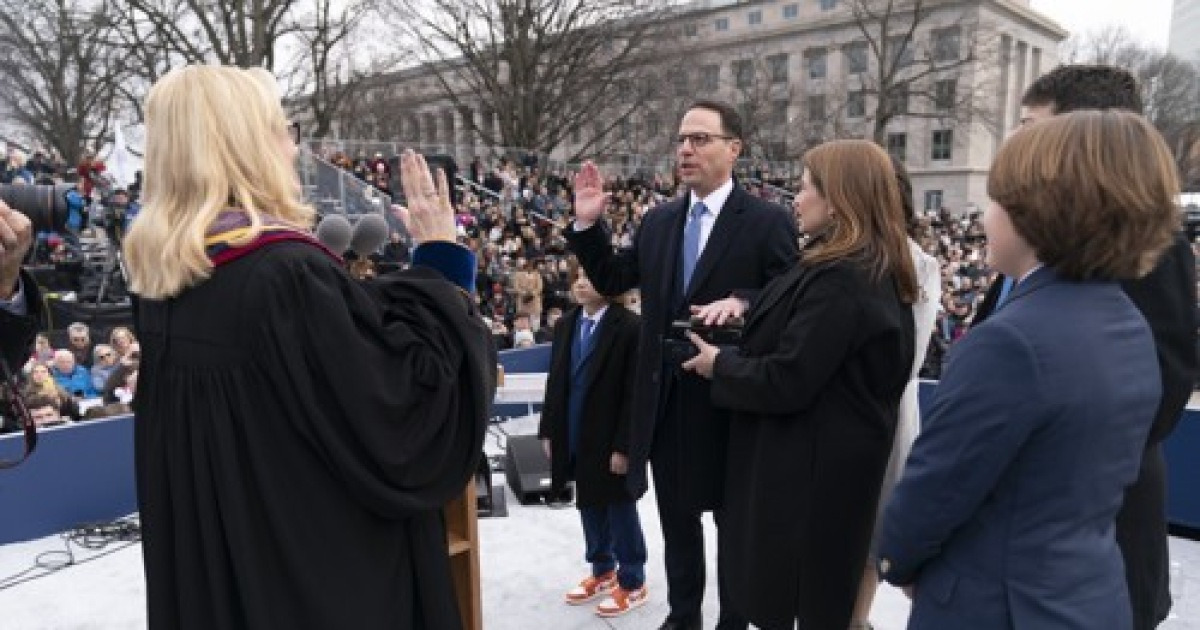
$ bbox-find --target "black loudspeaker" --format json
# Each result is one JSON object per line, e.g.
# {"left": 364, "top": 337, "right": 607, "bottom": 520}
{"left": 505, "top": 435, "right": 556, "bottom": 505}
{"left": 476, "top": 451, "right": 507, "bottom": 518}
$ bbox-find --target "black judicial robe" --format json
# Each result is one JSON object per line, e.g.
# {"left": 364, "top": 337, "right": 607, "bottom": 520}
{"left": 133, "top": 241, "right": 495, "bottom": 630}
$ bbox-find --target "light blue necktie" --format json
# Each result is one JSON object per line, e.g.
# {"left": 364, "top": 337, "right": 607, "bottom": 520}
{"left": 995, "top": 276, "right": 1015, "bottom": 309}
{"left": 572, "top": 317, "right": 595, "bottom": 373}
{"left": 682, "top": 201, "right": 708, "bottom": 290}
{"left": 580, "top": 317, "right": 595, "bottom": 350}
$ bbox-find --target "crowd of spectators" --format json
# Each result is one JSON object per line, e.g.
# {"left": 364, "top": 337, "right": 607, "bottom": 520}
{"left": 321, "top": 149, "right": 1000, "bottom": 366}
{"left": 0, "top": 322, "right": 139, "bottom": 433}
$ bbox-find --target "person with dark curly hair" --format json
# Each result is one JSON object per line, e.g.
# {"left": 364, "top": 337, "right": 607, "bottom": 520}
{"left": 1018, "top": 64, "right": 1143, "bottom": 122}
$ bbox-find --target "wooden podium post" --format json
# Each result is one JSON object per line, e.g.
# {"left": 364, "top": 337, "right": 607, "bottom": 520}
{"left": 445, "top": 481, "right": 482, "bottom": 630}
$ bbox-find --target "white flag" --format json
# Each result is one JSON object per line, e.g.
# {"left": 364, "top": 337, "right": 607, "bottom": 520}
{"left": 110, "top": 126, "right": 134, "bottom": 188}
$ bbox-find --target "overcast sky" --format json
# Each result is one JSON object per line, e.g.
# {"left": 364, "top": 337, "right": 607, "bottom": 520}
{"left": 1030, "top": 0, "right": 1174, "bottom": 48}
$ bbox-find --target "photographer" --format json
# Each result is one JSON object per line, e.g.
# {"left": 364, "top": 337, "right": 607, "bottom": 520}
{"left": 101, "top": 189, "right": 139, "bottom": 237}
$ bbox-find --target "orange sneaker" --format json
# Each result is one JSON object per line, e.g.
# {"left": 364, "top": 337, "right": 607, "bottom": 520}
{"left": 564, "top": 571, "right": 616, "bottom": 605}
{"left": 595, "top": 584, "right": 648, "bottom": 617}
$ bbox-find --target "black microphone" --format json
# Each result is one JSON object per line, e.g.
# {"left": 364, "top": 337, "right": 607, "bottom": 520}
{"left": 349, "top": 213, "right": 390, "bottom": 257}
{"left": 314, "top": 214, "right": 352, "bottom": 254}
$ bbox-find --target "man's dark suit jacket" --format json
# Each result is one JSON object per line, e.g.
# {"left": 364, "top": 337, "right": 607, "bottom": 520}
{"left": 1, "top": 270, "right": 43, "bottom": 373}
{"left": 564, "top": 184, "right": 798, "bottom": 510}
{"left": 971, "top": 232, "right": 1198, "bottom": 628}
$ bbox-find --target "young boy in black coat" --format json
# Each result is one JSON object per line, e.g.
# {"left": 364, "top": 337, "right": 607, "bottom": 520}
{"left": 538, "top": 267, "right": 648, "bottom": 617}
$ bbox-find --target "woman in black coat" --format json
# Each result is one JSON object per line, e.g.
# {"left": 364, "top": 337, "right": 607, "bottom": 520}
{"left": 538, "top": 267, "right": 648, "bottom": 617}
{"left": 684, "top": 140, "right": 918, "bottom": 630}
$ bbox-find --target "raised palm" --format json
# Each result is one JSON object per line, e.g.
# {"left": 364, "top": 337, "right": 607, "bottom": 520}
{"left": 572, "top": 160, "right": 607, "bottom": 225}
{"left": 393, "top": 150, "right": 456, "bottom": 244}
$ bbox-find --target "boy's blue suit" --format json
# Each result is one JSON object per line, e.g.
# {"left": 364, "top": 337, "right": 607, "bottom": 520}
{"left": 880, "top": 267, "right": 1162, "bottom": 630}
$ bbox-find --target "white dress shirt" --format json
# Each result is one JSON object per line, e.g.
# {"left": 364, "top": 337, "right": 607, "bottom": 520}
{"left": 0, "top": 278, "right": 27, "bottom": 316}
{"left": 686, "top": 178, "right": 734, "bottom": 257}
{"left": 581, "top": 304, "right": 609, "bottom": 330}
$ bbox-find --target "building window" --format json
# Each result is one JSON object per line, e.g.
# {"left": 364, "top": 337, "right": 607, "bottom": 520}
{"left": 716, "top": 17, "right": 729, "bottom": 31}
{"left": 806, "top": 49, "right": 827, "bottom": 79}
{"left": 684, "top": 23, "right": 698, "bottom": 37}
{"left": 749, "top": 10, "right": 762, "bottom": 25}
{"left": 700, "top": 64, "right": 720, "bottom": 91}
{"left": 933, "top": 27, "right": 962, "bottom": 62}
{"left": 621, "top": 119, "right": 632, "bottom": 142}
{"left": 593, "top": 122, "right": 606, "bottom": 143}
{"left": 820, "top": 0, "right": 838, "bottom": 10}
{"left": 934, "top": 79, "right": 957, "bottom": 111}
{"left": 783, "top": 3, "right": 799, "bottom": 19}
{"left": 768, "top": 53, "right": 789, "bottom": 83}
{"left": 888, "top": 86, "right": 909, "bottom": 115}
{"left": 887, "top": 132, "right": 907, "bottom": 163}
{"left": 844, "top": 42, "right": 869, "bottom": 74}
{"left": 734, "top": 59, "right": 754, "bottom": 88}
{"left": 673, "top": 71, "right": 690, "bottom": 96}
{"left": 572, "top": 126, "right": 582, "bottom": 144}
{"left": 807, "top": 95, "right": 826, "bottom": 120}
{"left": 924, "top": 190, "right": 944, "bottom": 211}
{"left": 847, "top": 91, "right": 866, "bottom": 118}
{"left": 931, "top": 130, "right": 954, "bottom": 160}
{"left": 771, "top": 100, "right": 789, "bottom": 127}
{"left": 888, "top": 36, "right": 914, "bottom": 68}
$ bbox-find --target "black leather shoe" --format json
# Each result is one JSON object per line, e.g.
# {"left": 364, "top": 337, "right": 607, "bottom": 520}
{"left": 658, "top": 617, "right": 702, "bottom": 630}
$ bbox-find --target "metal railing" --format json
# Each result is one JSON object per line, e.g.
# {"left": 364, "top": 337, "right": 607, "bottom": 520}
{"left": 300, "top": 137, "right": 804, "bottom": 180}
{"left": 297, "top": 146, "right": 394, "bottom": 217}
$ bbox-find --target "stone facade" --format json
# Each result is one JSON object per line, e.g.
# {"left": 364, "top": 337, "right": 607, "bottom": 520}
{"left": 325, "top": 0, "right": 1067, "bottom": 214}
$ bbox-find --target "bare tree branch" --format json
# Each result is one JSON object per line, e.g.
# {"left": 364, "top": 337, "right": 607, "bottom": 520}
{"left": 837, "top": 0, "right": 998, "bottom": 144}
{"left": 378, "top": 0, "right": 681, "bottom": 158}
{"left": 0, "top": 0, "right": 129, "bottom": 164}
{"left": 114, "top": 0, "right": 301, "bottom": 69}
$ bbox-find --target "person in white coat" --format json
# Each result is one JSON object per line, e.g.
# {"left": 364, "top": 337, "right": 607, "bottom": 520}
{"left": 849, "top": 159, "right": 941, "bottom": 630}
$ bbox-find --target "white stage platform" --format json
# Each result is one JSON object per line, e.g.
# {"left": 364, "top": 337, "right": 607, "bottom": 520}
{"left": 1, "top": 414, "right": 1197, "bottom": 629}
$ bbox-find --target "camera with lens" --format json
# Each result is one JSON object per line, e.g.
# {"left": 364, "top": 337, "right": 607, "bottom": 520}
{"left": 96, "top": 190, "right": 134, "bottom": 232}
{"left": 663, "top": 316, "right": 744, "bottom": 364}
{"left": 0, "top": 184, "right": 83, "bottom": 232}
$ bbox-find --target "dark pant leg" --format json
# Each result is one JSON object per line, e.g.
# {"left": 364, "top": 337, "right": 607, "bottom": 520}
{"left": 1116, "top": 444, "right": 1171, "bottom": 630}
{"left": 578, "top": 505, "right": 616, "bottom": 576}
{"left": 653, "top": 459, "right": 705, "bottom": 623}
{"left": 609, "top": 500, "right": 648, "bottom": 590}
{"left": 714, "top": 507, "right": 749, "bottom": 630}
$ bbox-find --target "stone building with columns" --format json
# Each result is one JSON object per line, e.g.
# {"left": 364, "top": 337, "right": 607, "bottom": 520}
{"left": 320, "top": 0, "right": 1066, "bottom": 214}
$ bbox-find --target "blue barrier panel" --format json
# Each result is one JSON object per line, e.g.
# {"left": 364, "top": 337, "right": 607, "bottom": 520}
{"left": 0, "top": 415, "right": 137, "bottom": 545}
{"left": 0, "top": 381, "right": 1194, "bottom": 545}
{"left": 494, "top": 345, "right": 550, "bottom": 418}
{"left": 498, "top": 344, "right": 551, "bottom": 374}
{"left": 1164, "top": 411, "right": 1200, "bottom": 529}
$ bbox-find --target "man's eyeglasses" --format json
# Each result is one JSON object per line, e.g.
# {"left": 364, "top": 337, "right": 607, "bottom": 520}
{"left": 99, "top": 353, "right": 115, "bottom": 360}
{"left": 676, "top": 132, "right": 736, "bottom": 148}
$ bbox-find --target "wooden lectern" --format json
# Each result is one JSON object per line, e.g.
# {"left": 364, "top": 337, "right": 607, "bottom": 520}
{"left": 445, "top": 480, "right": 482, "bottom": 630}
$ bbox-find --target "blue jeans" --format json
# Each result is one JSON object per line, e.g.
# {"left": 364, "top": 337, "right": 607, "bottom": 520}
{"left": 579, "top": 500, "right": 647, "bottom": 590}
